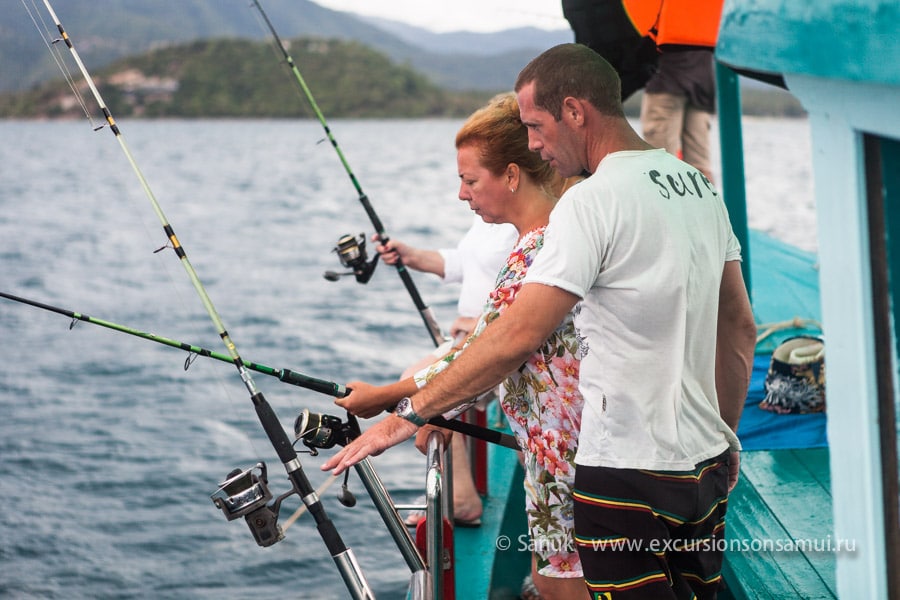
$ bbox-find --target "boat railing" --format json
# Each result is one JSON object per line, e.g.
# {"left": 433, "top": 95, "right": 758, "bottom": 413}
{"left": 353, "top": 458, "right": 426, "bottom": 576}
{"left": 390, "top": 431, "right": 450, "bottom": 599}
{"left": 348, "top": 408, "right": 496, "bottom": 598}
{"left": 421, "top": 430, "right": 448, "bottom": 599}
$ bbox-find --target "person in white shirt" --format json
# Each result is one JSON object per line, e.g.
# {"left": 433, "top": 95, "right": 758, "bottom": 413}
{"left": 325, "top": 45, "right": 756, "bottom": 599}
{"left": 371, "top": 216, "right": 517, "bottom": 527}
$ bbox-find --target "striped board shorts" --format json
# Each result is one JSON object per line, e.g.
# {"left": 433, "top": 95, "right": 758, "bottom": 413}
{"left": 572, "top": 451, "right": 731, "bottom": 599}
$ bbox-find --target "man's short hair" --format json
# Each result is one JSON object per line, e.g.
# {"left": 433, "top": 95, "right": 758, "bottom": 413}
{"left": 515, "top": 43, "right": 624, "bottom": 120}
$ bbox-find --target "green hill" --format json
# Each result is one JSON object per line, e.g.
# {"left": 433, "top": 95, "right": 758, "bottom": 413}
{"left": 4, "top": 0, "right": 569, "bottom": 95}
{"left": 6, "top": 1, "right": 803, "bottom": 119}
{"left": 0, "top": 34, "right": 804, "bottom": 120}
{"left": 0, "top": 38, "right": 493, "bottom": 119}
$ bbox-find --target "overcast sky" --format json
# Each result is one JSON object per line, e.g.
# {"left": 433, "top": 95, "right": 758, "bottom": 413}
{"left": 313, "top": 0, "right": 570, "bottom": 33}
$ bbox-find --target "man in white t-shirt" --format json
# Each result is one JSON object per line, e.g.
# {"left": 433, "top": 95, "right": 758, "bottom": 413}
{"left": 324, "top": 44, "right": 756, "bottom": 599}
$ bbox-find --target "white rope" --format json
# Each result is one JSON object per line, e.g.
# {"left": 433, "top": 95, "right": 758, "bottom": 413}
{"left": 756, "top": 316, "right": 822, "bottom": 344}
{"left": 281, "top": 474, "right": 339, "bottom": 532}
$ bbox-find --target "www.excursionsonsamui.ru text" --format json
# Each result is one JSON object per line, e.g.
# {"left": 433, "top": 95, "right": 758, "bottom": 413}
{"left": 502, "top": 535, "right": 857, "bottom": 554}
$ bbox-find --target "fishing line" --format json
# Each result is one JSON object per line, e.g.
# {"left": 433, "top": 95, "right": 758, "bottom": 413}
{"left": 24, "top": 0, "right": 264, "bottom": 464}
{"left": 30, "top": 11, "right": 269, "bottom": 441}
{"left": 32, "top": 3, "right": 374, "bottom": 597}
{"left": 21, "top": 0, "right": 518, "bottom": 452}
{"left": 249, "top": 0, "right": 446, "bottom": 347}
{"left": 20, "top": 0, "right": 99, "bottom": 128}
{"left": 246, "top": 1, "right": 525, "bottom": 465}
{"left": 282, "top": 474, "right": 339, "bottom": 532}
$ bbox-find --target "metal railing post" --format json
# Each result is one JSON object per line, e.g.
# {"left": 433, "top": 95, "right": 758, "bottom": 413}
{"left": 425, "top": 432, "right": 447, "bottom": 600}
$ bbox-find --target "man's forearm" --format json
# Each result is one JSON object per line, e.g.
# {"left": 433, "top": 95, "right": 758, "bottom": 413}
{"left": 716, "top": 346, "right": 753, "bottom": 431}
{"left": 410, "top": 283, "right": 579, "bottom": 419}
{"left": 411, "top": 313, "right": 531, "bottom": 418}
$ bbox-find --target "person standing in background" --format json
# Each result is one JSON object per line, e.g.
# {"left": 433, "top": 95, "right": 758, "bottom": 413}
{"left": 628, "top": 0, "right": 724, "bottom": 182}
{"left": 376, "top": 216, "right": 517, "bottom": 347}
{"left": 561, "top": 0, "right": 658, "bottom": 102}
{"left": 374, "top": 217, "right": 518, "bottom": 527}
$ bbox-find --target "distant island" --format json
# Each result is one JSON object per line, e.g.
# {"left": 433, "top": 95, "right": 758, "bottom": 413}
{"left": 0, "top": 37, "right": 805, "bottom": 120}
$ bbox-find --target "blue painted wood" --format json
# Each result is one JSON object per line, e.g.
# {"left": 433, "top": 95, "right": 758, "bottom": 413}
{"left": 720, "top": 231, "right": 832, "bottom": 597}
{"left": 721, "top": 449, "right": 836, "bottom": 600}
{"left": 717, "top": 62, "right": 752, "bottom": 298}
{"left": 453, "top": 404, "right": 529, "bottom": 599}
{"left": 717, "top": 0, "right": 900, "bottom": 86}
{"left": 746, "top": 230, "right": 821, "bottom": 355}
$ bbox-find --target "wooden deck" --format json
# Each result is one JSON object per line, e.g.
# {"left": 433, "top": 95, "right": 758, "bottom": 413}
{"left": 453, "top": 404, "right": 529, "bottom": 600}
{"left": 721, "top": 231, "right": 834, "bottom": 598}
{"left": 721, "top": 448, "right": 836, "bottom": 599}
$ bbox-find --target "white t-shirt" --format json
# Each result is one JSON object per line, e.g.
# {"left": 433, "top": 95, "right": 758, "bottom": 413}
{"left": 439, "top": 216, "right": 518, "bottom": 318}
{"left": 524, "top": 148, "right": 742, "bottom": 470}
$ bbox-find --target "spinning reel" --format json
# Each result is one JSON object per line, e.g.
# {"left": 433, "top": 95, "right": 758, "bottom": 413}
{"left": 210, "top": 410, "right": 362, "bottom": 546}
{"left": 323, "top": 233, "right": 378, "bottom": 283}
{"left": 294, "top": 408, "right": 359, "bottom": 452}
{"left": 295, "top": 409, "right": 361, "bottom": 507}
{"left": 210, "top": 462, "right": 290, "bottom": 547}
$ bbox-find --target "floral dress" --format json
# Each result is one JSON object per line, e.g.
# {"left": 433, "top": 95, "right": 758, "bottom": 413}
{"left": 416, "top": 226, "right": 584, "bottom": 578}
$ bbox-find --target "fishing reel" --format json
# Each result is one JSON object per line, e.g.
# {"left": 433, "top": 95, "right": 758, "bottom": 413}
{"left": 210, "top": 462, "right": 293, "bottom": 547}
{"left": 294, "top": 409, "right": 362, "bottom": 507}
{"left": 294, "top": 408, "right": 360, "bottom": 453}
{"left": 323, "top": 233, "right": 378, "bottom": 284}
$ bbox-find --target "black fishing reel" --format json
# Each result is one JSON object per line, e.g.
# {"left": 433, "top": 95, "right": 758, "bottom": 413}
{"left": 294, "top": 409, "right": 362, "bottom": 508}
{"left": 323, "top": 233, "right": 378, "bottom": 283}
{"left": 210, "top": 462, "right": 293, "bottom": 547}
{"left": 294, "top": 408, "right": 360, "bottom": 452}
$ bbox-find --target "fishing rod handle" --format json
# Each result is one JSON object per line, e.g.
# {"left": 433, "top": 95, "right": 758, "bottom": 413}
{"left": 428, "top": 415, "right": 518, "bottom": 450}
{"left": 279, "top": 369, "right": 348, "bottom": 397}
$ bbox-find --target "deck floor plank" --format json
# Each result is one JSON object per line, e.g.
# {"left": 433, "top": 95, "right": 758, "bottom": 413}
{"left": 722, "top": 448, "right": 836, "bottom": 599}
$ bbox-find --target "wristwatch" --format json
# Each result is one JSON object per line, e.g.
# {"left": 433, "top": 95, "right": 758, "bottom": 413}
{"left": 394, "top": 397, "right": 427, "bottom": 426}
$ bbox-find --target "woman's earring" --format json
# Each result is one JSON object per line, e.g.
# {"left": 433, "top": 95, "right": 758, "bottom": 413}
{"left": 509, "top": 187, "right": 516, "bottom": 193}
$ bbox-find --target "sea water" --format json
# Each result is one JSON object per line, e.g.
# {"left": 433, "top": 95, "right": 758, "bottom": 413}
{"left": 0, "top": 117, "right": 816, "bottom": 598}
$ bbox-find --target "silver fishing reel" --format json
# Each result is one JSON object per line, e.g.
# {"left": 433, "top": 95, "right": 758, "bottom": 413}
{"left": 210, "top": 463, "right": 284, "bottom": 547}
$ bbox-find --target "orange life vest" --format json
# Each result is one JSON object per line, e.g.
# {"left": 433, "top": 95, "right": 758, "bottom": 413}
{"left": 622, "top": 0, "right": 723, "bottom": 48}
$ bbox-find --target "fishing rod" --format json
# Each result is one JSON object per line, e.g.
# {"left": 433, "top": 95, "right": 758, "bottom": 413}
{"left": 34, "top": 3, "right": 373, "bottom": 597}
{"left": 247, "top": 3, "right": 526, "bottom": 520}
{"left": 249, "top": 0, "right": 446, "bottom": 348}
{"left": 0, "top": 290, "right": 346, "bottom": 396}
{"left": 1, "top": 293, "right": 507, "bottom": 588}
{"left": 0, "top": 289, "right": 518, "bottom": 451}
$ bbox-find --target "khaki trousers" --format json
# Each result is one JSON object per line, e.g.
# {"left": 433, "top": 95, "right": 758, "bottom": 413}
{"left": 641, "top": 92, "right": 714, "bottom": 183}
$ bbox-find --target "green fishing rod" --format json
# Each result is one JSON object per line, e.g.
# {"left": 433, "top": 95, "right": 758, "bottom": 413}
{"left": 250, "top": 0, "right": 446, "bottom": 348}
{"left": 0, "top": 289, "right": 518, "bottom": 451}
{"left": 0, "top": 290, "right": 346, "bottom": 396}
{"left": 34, "top": 2, "right": 374, "bottom": 597}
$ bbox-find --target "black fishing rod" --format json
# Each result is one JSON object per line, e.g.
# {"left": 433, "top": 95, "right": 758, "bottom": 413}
{"left": 0, "top": 289, "right": 518, "bottom": 451}
{"left": 33, "top": 2, "right": 373, "bottom": 597}
{"left": 249, "top": 0, "right": 446, "bottom": 348}
{"left": 245, "top": 0, "right": 519, "bottom": 455}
